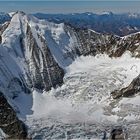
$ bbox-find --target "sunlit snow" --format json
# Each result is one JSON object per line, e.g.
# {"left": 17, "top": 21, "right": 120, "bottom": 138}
{"left": 15, "top": 53, "right": 140, "bottom": 139}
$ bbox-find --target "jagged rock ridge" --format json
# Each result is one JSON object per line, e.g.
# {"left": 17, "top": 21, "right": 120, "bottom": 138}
{"left": 0, "top": 92, "right": 27, "bottom": 139}
{"left": 111, "top": 74, "right": 140, "bottom": 99}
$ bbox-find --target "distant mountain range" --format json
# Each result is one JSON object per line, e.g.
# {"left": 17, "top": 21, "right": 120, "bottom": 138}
{"left": 1, "top": 12, "right": 140, "bottom": 37}
{"left": 0, "top": 12, "right": 11, "bottom": 24}
{"left": 34, "top": 12, "right": 140, "bottom": 36}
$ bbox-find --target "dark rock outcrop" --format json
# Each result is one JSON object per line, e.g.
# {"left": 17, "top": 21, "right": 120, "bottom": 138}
{"left": 0, "top": 35, "right": 2, "bottom": 44}
{"left": 0, "top": 22, "right": 10, "bottom": 35}
{"left": 25, "top": 24, "right": 64, "bottom": 91}
{"left": 110, "top": 126, "right": 126, "bottom": 140}
{"left": 72, "top": 27, "right": 140, "bottom": 58}
{"left": 75, "top": 29, "right": 120, "bottom": 56}
{"left": 0, "top": 22, "right": 10, "bottom": 44}
{"left": 111, "top": 74, "right": 140, "bottom": 99}
{"left": 0, "top": 91, "right": 27, "bottom": 139}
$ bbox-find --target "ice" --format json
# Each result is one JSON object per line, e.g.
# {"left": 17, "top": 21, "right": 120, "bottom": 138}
{"left": 119, "top": 96, "right": 140, "bottom": 106}
{"left": 24, "top": 53, "right": 140, "bottom": 139}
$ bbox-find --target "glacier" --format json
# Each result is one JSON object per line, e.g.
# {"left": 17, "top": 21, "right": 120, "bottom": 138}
{"left": 24, "top": 53, "right": 140, "bottom": 139}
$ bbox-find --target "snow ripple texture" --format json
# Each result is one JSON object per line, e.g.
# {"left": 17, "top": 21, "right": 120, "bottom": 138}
{"left": 24, "top": 54, "right": 140, "bottom": 139}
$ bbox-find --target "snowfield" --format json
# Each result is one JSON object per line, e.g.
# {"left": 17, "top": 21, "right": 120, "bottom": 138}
{"left": 14, "top": 53, "right": 140, "bottom": 139}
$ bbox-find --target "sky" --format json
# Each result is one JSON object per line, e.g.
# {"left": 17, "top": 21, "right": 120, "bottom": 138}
{"left": 0, "top": 1, "right": 140, "bottom": 14}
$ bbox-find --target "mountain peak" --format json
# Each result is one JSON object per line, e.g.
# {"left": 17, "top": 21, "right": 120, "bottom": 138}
{"left": 15, "top": 11, "right": 26, "bottom": 15}
{"left": 99, "top": 11, "right": 113, "bottom": 15}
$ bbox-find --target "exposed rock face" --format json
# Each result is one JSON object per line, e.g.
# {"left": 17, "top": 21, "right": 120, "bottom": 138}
{"left": 72, "top": 27, "right": 140, "bottom": 58}
{"left": 111, "top": 74, "right": 140, "bottom": 99}
{"left": 0, "top": 92, "right": 27, "bottom": 139}
{"left": 25, "top": 24, "right": 64, "bottom": 90}
{"left": 0, "top": 36, "right": 1, "bottom": 44}
{"left": 0, "top": 22, "right": 10, "bottom": 44}
{"left": 109, "top": 126, "right": 126, "bottom": 140}
{"left": 74, "top": 28, "right": 120, "bottom": 56}
{"left": 0, "top": 22, "right": 10, "bottom": 35}
{"left": 111, "top": 33, "right": 140, "bottom": 58}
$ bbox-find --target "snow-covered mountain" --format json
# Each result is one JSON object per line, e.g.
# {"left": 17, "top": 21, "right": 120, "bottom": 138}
{"left": 1, "top": 11, "right": 140, "bottom": 139}
{"left": 0, "top": 12, "right": 11, "bottom": 24}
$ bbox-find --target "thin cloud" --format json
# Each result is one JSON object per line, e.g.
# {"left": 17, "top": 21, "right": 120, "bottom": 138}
{"left": 0, "top": 1, "right": 140, "bottom": 14}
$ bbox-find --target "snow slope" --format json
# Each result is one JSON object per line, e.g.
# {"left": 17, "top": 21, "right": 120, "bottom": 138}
{"left": 28, "top": 17, "right": 79, "bottom": 68}
{"left": 24, "top": 53, "right": 140, "bottom": 139}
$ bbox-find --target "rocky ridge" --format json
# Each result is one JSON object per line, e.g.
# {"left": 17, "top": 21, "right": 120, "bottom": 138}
{"left": 0, "top": 92, "right": 27, "bottom": 139}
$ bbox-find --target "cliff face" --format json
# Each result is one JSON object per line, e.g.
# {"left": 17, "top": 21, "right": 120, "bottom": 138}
{"left": 111, "top": 74, "right": 140, "bottom": 99}
{"left": 70, "top": 27, "right": 140, "bottom": 58}
{"left": 25, "top": 23, "right": 64, "bottom": 91}
{"left": 0, "top": 92, "right": 27, "bottom": 139}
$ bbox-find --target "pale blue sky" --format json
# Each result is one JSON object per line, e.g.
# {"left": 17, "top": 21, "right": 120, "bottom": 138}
{"left": 0, "top": 1, "right": 140, "bottom": 14}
